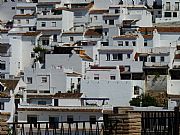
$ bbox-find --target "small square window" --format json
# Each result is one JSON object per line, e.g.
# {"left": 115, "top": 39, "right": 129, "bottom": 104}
{"left": 118, "top": 41, "right": 123, "bottom": 46}
{"left": 89, "top": 116, "right": 96, "bottom": 124}
{"left": 161, "top": 56, "right": 164, "bottom": 62}
{"left": 26, "top": 19, "right": 29, "bottom": 24}
{"left": 173, "top": 12, "right": 177, "bottom": 17}
{"left": 94, "top": 74, "right": 99, "bottom": 80}
{"left": 41, "top": 77, "right": 47, "bottom": 83}
{"left": 11, "top": 7, "right": 15, "bottom": 10}
{"left": 110, "top": 75, "right": 116, "bottom": 80}
{"left": 0, "top": 102, "right": 4, "bottom": 110}
{"left": 27, "top": 77, "right": 32, "bottom": 84}
{"left": 151, "top": 56, "right": 155, "bottom": 62}
{"left": 31, "top": 52, "right": 35, "bottom": 58}
{"left": 94, "top": 16, "right": 97, "bottom": 20}
{"left": 70, "top": 37, "right": 74, "bottom": 41}
{"left": 52, "top": 22, "right": 56, "bottom": 27}
{"left": 67, "top": 115, "right": 73, "bottom": 123}
{"left": 134, "top": 86, "right": 139, "bottom": 95}
{"left": 17, "top": 20, "right": 21, "bottom": 24}
{"left": 41, "top": 22, "right": 46, "bottom": 27}
{"left": 125, "top": 41, "right": 129, "bottom": 46}
{"left": 127, "top": 54, "right": 130, "bottom": 59}
{"left": 133, "top": 41, "right": 136, "bottom": 46}
{"left": 105, "top": 20, "right": 107, "bottom": 24}
{"left": 144, "top": 42, "right": 147, "bottom": 46}
{"left": 109, "top": 20, "right": 114, "bottom": 25}
{"left": 20, "top": 9, "right": 24, "bottom": 14}
{"left": 106, "top": 54, "right": 110, "bottom": 61}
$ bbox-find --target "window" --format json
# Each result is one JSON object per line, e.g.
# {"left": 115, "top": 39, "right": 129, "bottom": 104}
{"left": 104, "top": 32, "right": 108, "bottom": 36}
{"left": 134, "top": 86, "right": 139, "bottom": 95}
{"left": 94, "top": 16, "right": 97, "bottom": 20}
{"left": 118, "top": 41, "right": 123, "bottom": 46}
{"left": 175, "top": 2, "right": 179, "bottom": 11}
{"left": 158, "top": 11, "right": 161, "bottom": 14}
{"left": 54, "top": 99, "right": 58, "bottom": 106}
{"left": 38, "top": 101, "right": 46, "bottom": 105}
{"left": 27, "top": 115, "right": 37, "bottom": 127}
{"left": 11, "top": 0, "right": 15, "bottom": 2}
{"left": 164, "top": 12, "right": 171, "bottom": 17}
{"left": 42, "top": 40, "right": 49, "bottom": 45}
{"left": 70, "top": 37, "right": 74, "bottom": 41}
{"left": 106, "top": 54, "right": 110, "bottom": 61}
{"left": 110, "top": 75, "right": 116, "bottom": 80}
{"left": 127, "top": 54, "right": 130, "bottom": 59}
{"left": 27, "top": 77, "right": 32, "bottom": 84}
{"left": 125, "top": 41, "right": 129, "bottom": 46}
{"left": 49, "top": 117, "right": 59, "bottom": 128}
{"left": 115, "top": 9, "right": 119, "bottom": 13}
{"left": 31, "top": 52, "right": 35, "bottom": 58}
{"left": 94, "top": 74, "right": 99, "bottom": 80}
{"left": 41, "top": 77, "right": 47, "bottom": 83}
{"left": 161, "top": 56, "right": 164, "bottom": 62}
{"left": 139, "top": 56, "right": 147, "bottom": 62}
{"left": 4, "top": 0, "right": 7, "bottom": 2}
{"left": 166, "top": 2, "right": 170, "bottom": 11}
{"left": 89, "top": 116, "right": 96, "bottom": 124}
{"left": 113, "top": 53, "right": 123, "bottom": 61}
{"left": 144, "top": 41, "right": 147, "bottom": 46}
{"left": 0, "top": 102, "right": 4, "bottom": 110}
{"left": 132, "top": 41, "right": 136, "bottom": 46}
{"left": 67, "top": 115, "right": 73, "bottom": 123}
{"left": 109, "top": 20, "right": 114, "bottom": 25}
{"left": 173, "top": 12, "right": 177, "bottom": 17}
{"left": 151, "top": 56, "right": 155, "bottom": 62}
{"left": 20, "top": 9, "right": 24, "bottom": 14}
{"left": 41, "top": 22, "right": 46, "bottom": 27}
{"left": 11, "top": 7, "right": 15, "bottom": 10}
{"left": 26, "top": 19, "right": 29, "bottom": 24}
{"left": 52, "top": 22, "right": 56, "bottom": 27}
{"left": 17, "top": 20, "right": 21, "bottom": 24}
{"left": 105, "top": 20, "right": 107, "bottom": 24}
{"left": 0, "top": 63, "right": 5, "bottom": 70}
{"left": 18, "top": 62, "right": 20, "bottom": 69}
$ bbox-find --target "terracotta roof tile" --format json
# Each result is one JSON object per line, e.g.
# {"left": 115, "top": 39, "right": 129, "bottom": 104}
{"left": 22, "top": 32, "right": 41, "bottom": 36}
{"left": 143, "top": 34, "right": 153, "bottom": 39}
{"left": 89, "top": 9, "right": 108, "bottom": 14}
{"left": 79, "top": 53, "right": 93, "bottom": 61}
{"left": 84, "top": 29, "right": 102, "bottom": 36}
{"left": 13, "top": 14, "right": 35, "bottom": 19}
{"left": 0, "top": 79, "right": 19, "bottom": 91}
{"left": 0, "top": 92, "right": 10, "bottom": 98}
{"left": 17, "top": 107, "right": 102, "bottom": 112}
{"left": 139, "top": 27, "right": 180, "bottom": 33}
{"left": 113, "top": 35, "right": 138, "bottom": 39}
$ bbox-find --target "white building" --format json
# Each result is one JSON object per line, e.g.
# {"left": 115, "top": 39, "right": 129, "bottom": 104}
{"left": 24, "top": 61, "right": 81, "bottom": 94}
{"left": 81, "top": 66, "right": 145, "bottom": 106}
{"left": 156, "top": 0, "right": 180, "bottom": 23}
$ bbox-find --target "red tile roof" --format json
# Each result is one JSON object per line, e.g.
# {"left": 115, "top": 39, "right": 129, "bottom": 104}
{"left": 89, "top": 9, "right": 108, "bottom": 14}
{"left": 113, "top": 35, "right": 138, "bottom": 39}
{"left": 22, "top": 32, "right": 41, "bottom": 36}
{"left": 139, "top": 27, "right": 180, "bottom": 33}
{"left": 84, "top": 29, "right": 102, "bottom": 36}
{"left": 17, "top": 108, "right": 102, "bottom": 112}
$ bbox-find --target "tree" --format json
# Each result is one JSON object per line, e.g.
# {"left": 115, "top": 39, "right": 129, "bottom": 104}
{"left": 129, "top": 94, "right": 159, "bottom": 107}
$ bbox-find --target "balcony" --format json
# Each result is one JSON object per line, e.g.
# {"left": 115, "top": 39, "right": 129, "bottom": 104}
{"left": 144, "top": 62, "right": 169, "bottom": 67}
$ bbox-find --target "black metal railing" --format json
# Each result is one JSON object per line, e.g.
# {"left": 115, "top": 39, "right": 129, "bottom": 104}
{"left": 140, "top": 107, "right": 180, "bottom": 135}
{"left": 9, "top": 120, "right": 105, "bottom": 135}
